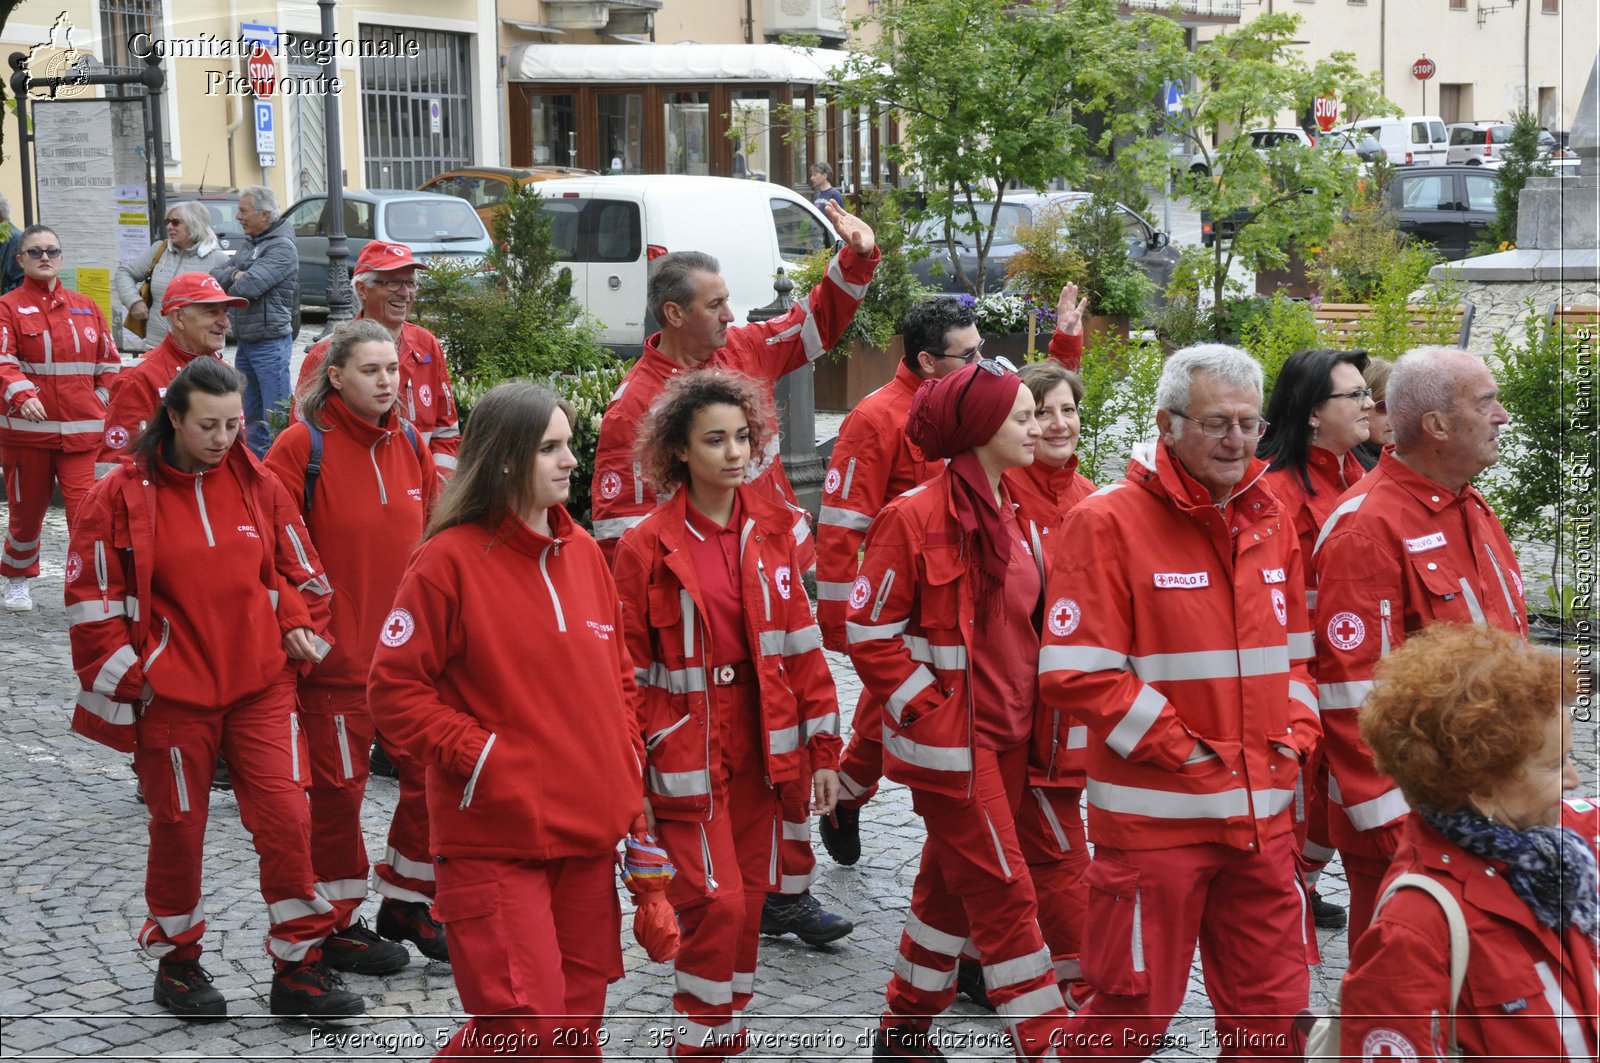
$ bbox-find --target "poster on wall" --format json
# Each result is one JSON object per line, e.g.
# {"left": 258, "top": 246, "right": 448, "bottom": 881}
{"left": 33, "top": 99, "right": 148, "bottom": 345}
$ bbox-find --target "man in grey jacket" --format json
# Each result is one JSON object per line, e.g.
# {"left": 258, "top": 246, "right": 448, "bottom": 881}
{"left": 212, "top": 185, "right": 298, "bottom": 456}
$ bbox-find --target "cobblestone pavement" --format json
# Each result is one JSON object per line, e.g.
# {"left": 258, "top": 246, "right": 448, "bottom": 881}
{"left": 2, "top": 492, "right": 1593, "bottom": 1061}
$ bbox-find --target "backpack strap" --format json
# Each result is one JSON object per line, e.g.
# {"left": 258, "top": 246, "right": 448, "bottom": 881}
{"left": 303, "top": 424, "right": 324, "bottom": 514}
{"left": 399, "top": 418, "right": 421, "bottom": 459}
{"left": 1375, "top": 872, "right": 1469, "bottom": 1055}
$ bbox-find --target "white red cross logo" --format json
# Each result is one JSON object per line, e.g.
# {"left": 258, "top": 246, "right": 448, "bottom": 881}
{"left": 1047, "top": 597, "right": 1081, "bottom": 638}
{"left": 1327, "top": 611, "right": 1365, "bottom": 651}
{"left": 380, "top": 608, "right": 415, "bottom": 648}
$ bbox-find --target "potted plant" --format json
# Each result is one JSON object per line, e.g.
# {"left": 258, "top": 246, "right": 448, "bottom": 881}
{"left": 1006, "top": 196, "right": 1152, "bottom": 348}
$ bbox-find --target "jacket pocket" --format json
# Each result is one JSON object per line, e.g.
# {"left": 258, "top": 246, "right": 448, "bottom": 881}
{"left": 1407, "top": 554, "right": 1482, "bottom": 626}
{"left": 1079, "top": 858, "right": 1150, "bottom": 997}
{"left": 646, "top": 712, "right": 694, "bottom": 753}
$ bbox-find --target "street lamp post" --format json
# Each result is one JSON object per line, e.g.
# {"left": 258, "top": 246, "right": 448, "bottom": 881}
{"left": 319, "top": 0, "right": 353, "bottom": 331}
{"left": 746, "top": 270, "right": 826, "bottom": 517}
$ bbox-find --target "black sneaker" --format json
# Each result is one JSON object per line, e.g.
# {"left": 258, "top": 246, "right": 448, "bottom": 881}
{"left": 369, "top": 741, "right": 399, "bottom": 779}
{"left": 759, "top": 891, "right": 853, "bottom": 946}
{"left": 321, "top": 919, "right": 411, "bottom": 975}
{"left": 211, "top": 757, "right": 232, "bottom": 792}
{"left": 819, "top": 806, "right": 862, "bottom": 866}
{"left": 153, "top": 959, "right": 226, "bottom": 1019}
{"left": 955, "top": 957, "right": 995, "bottom": 1011}
{"left": 270, "top": 960, "right": 366, "bottom": 1018}
{"left": 1310, "top": 890, "right": 1348, "bottom": 929}
{"left": 376, "top": 899, "right": 450, "bottom": 962}
{"left": 872, "top": 1024, "right": 946, "bottom": 1060}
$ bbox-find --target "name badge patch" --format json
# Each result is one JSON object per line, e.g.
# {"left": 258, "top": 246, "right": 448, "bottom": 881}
{"left": 1404, "top": 531, "right": 1447, "bottom": 553}
{"left": 1261, "top": 567, "right": 1286, "bottom": 584}
{"left": 1154, "top": 571, "right": 1209, "bottom": 589}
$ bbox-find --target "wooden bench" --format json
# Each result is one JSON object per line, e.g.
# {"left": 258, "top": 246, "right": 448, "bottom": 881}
{"left": 1312, "top": 301, "right": 1476, "bottom": 349}
{"left": 1547, "top": 303, "right": 1600, "bottom": 337}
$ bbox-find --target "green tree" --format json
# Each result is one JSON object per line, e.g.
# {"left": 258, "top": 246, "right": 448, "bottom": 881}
{"left": 1487, "top": 109, "right": 1552, "bottom": 248}
{"left": 830, "top": 0, "right": 1185, "bottom": 294}
{"left": 1173, "top": 14, "right": 1395, "bottom": 324}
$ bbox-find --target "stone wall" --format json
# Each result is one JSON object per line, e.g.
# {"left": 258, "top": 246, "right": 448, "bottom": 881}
{"left": 1418, "top": 277, "right": 1599, "bottom": 355}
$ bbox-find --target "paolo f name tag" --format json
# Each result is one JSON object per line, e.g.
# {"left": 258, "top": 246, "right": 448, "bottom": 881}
{"left": 1154, "top": 571, "right": 1210, "bottom": 589}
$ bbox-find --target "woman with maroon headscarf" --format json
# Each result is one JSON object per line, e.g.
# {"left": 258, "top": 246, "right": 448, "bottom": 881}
{"left": 846, "top": 360, "right": 1070, "bottom": 1061}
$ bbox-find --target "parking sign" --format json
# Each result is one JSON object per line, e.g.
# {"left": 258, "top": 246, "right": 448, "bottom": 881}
{"left": 255, "top": 100, "right": 274, "bottom": 154}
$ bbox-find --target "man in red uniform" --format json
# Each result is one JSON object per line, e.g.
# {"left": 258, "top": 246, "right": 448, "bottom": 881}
{"left": 0, "top": 225, "right": 120, "bottom": 611}
{"left": 294, "top": 241, "right": 461, "bottom": 476}
{"left": 1039, "top": 344, "right": 1320, "bottom": 1058}
{"left": 590, "top": 199, "right": 879, "bottom": 565}
{"left": 817, "top": 286, "right": 1087, "bottom": 867}
{"left": 96, "top": 273, "right": 242, "bottom": 479}
{"left": 1312, "top": 346, "right": 1525, "bottom": 943}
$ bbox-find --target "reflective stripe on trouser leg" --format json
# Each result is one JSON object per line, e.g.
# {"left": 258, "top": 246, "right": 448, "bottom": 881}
{"left": 1, "top": 446, "right": 55, "bottom": 579}
{"left": 775, "top": 768, "right": 817, "bottom": 895}
{"left": 373, "top": 730, "right": 436, "bottom": 903}
{"left": 300, "top": 704, "right": 374, "bottom": 930}
{"left": 836, "top": 688, "right": 883, "bottom": 807}
{"left": 1015, "top": 786, "right": 1090, "bottom": 985}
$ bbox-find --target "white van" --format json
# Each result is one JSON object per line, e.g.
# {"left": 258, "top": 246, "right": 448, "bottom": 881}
{"left": 1335, "top": 116, "right": 1449, "bottom": 167}
{"left": 529, "top": 175, "right": 839, "bottom": 355}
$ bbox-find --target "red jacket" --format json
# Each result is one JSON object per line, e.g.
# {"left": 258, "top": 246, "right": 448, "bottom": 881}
{"left": 368, "top": 508, "right": 643, "bottom": 860}
{"left": 591, "top": 244, "right": 881, "bottom": 563}
{"left": 295, "top": 320, "right": 461, "bottom": 475}
{"left": 1338, "top": 801, "right": 1600, "bottom": 1061}
{"left": 1312, "top": 451, "right": 1527, "bottom": 858}
{"left": 65, "top": 443, "right": 333, "bottom": 752}
{"left": 1261, "top": 445, "right": 1366, "bottom": 617}
{"left": 1037, "top": 443, "right": 1321, "bottom": 852}
{"left": 844, "top": 472, "right": 1050, "bottom": 799}
{"left": 95, "top": 336, "right": 219, "bottom": 478}
{"left": 0, "top": 277, "right": 120, "bottom": 452}
{"left": 1004, "top": 455, "right": 1096, "bottom": 788}
{"left": 612, "top": 485, "right": 843, "bottom": 821}
{"left": 816, "top": 361, "right": 940, "bottom": 651}
{"left": 264, "top": 394, "right": 438, "bottom": 700}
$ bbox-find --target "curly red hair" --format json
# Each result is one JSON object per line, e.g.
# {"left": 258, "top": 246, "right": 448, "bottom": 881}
{"left": 1360, "top": 624, "right": 1577, "bottom": 811}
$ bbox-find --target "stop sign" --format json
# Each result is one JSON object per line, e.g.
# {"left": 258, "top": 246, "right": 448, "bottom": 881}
{"left": 1412, "top": 57, "right": 1436, "bottom": 81}
{"left": 247, "top": 45, "right": 275, "bottom": 98}
{"left": 1313, "top": 96, "right": 1340, "bottom": 133}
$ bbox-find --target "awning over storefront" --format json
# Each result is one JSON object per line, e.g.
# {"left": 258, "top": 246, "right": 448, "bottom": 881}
{"left": 506, "top": 42, "right": 857, "bottom": 85}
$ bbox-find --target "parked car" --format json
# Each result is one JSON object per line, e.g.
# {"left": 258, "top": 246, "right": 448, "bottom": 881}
{"left": 418, "top": 165, "right": 598, "bottom": 230}
{"left": 164, "top": 191, "right": 246, "bottom": 256}
{"left": 1332, "top": 116, "right": 1449, "bottom": 167}
{"left": 908, "top": 191, "right": 1179, "bottom": 301}
{"left": 1382, "top": 164, "right": 1499, "bottom": 260}
{"left": 517, "top": 175, "right": 839, "bottom": 355}
{"left": 1186, "top": 128, "right": 1315, "bottom": 179}
{"left": 281, "top": 189, "right": 493, "bottom": 308}
{"left": 1445, "top": 122, "right": 1517, "bottom": 165}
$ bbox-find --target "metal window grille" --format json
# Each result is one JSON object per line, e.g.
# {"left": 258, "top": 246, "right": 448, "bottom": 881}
{"left": 360, "top": 25, "right": 473, "bottom": 190}
{"left": 98, "top": 0, "right": 171, "bottom": 160}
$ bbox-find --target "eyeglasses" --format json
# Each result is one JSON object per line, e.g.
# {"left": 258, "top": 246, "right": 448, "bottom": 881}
{"left": 165, "top": 217, "right": 184, "bottom": 226}
{"left": 956, "top": 356, "right": 1015, "bottom": 415}
{"left": 1373, "top": 399, "right": 1387, "bottom": 413}
{"left": 375, "top": 279, "right": 419, "bottom": 293}
{"left": 1168, "top": 410, "right": 1269, "bottom": 438}
{"left": 932, "top": 338, "right": 986, "bottom": 364}
{"left": 21, "top": 247, "right": 62, "bottom": 260}
{"left": 1326, "top": 387, "right": 1374, "bottom": 402}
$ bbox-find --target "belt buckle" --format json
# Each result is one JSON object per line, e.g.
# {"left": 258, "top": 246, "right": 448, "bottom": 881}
{"left": 714, "top": 664, "right": 736, "bottom": 686}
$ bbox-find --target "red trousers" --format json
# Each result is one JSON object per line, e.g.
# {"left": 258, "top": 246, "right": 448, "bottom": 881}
{"left": 1342, "top": 851, "right": 1394, "bottom": 950}
{"left": 133, "top": 678, "right": 337, "bottom": 966}
{"left": 2, "top": 445, "right": 93, "bottom": 577}
{"left": 654, "top": 679, "right": 779, "bottom": 1060}
{"left": 886, "top": 744, "right": 1071, "bottom": 1061}
{"left": 301, "top": 687, "right": 435, "bottom": 928}
{"left": 431, "top": 853, "right": 621, "bottom": 1060}
{"left": 1014, "top": 785, "right": 1090, "bottom": 988}
{"left": 775, "top": 754, "right": 816, "bottom": 895}
{"left": 835, "top": 687, "right": 883, "bottom": 809}
{"left": 1292, "top": 750, "right": 1335, "bottom": 891}
{"left": 1061, "top": 832, "right": 1312, "bottom": 1060}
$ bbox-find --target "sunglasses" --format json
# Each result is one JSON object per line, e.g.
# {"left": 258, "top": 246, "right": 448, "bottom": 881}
{"left": 955, "top": 357, "right": 1018, "bottom": 420}
{"left": 21, "top": 247, "right": 62, "bottom": 260}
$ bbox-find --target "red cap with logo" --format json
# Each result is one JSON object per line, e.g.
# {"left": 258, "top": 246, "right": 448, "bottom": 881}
{"left": 161, "top": 272, "right": 249, "bottom": 316}
{"left": 352, "top": 241, "right": 430, "bottom": 281}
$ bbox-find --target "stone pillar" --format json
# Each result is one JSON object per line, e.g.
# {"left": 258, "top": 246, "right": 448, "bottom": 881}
{"left": 747, "top": 270, "right": 826, "bottom": 517}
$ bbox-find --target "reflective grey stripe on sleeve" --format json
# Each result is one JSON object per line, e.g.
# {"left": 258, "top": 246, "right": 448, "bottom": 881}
{"left": 1038, "top": 644, "right": 1129, "bottom": 675}
{"left": 885, "top": 665, "right": 937, "bottom": 725}
{"left": 92, "top": 644, "right": 140, "bottom": 695}
{"left": 648, "top": 766, "right": 713, "bottom": 798}
{"left": 817, "top": 505, "right": 872, "bottom": 531}
{"left": 1105, "top": 685, "right": 1169, "bottom": 758}
{"left": 1319, "top": 680, "right": 1375, "bottom": 711}
{"left": 592, "top": 515, "right": 647, "bottom": 542}
{"left": 1312, "top": 491, "right": 1369, "bottom": 555}
{"left": 768, "top": 725, "right": 800, "bottom": 756}
{"left": 758, "top": 626, "right": 824, "bottom": 658}
{"left": 901, "top": 635, "right": 967, "bottom": 671}
{"left": 432, "top": 452, "right": 457, "bottom": 471}
{"left": 817, "top": 580, "right": 854, "bottom": 602}
{"left": 884, "top": 730, "right": 971, "bottom": 773}
{"left": 1287, "top": 631, "right": 1314, "bottom": 660}
{"left": 77, "top": 690, "right": 136, "bottom": 726}
{"left": 801, "top": 711, "right": 840, "bottom": 741}
{"left": 66, "top": 599, "right": 127, "bottom": 626}
{"left": 4, "top": 379, "right": 33, "bottom": 402}
{"left": 1342, "top": 787, "right": 1410, "bottom": 831}
{"left": 826, "top": 252, "right": 870, "bottom": 300}
{"left": 1288, "top": 680, "right": 1318, "bottom": 716}
{"left": 846, "top": 618, "right": 909, "bottom": 643}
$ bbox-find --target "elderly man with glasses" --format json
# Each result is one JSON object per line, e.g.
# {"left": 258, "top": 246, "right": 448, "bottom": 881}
{"left": 1311, "top": 346, "right": 1526, "bottom": 949}
{"left": 1037, "top": 343, "right": 1321, "bottom": 1058}
{"left": 293, "top": 241, "right": 460, "bottom": 477}
{"left": 0, "top": 224, "right": 121, "bottom": 613}
{"left": 212, "top": 185, "right": 298, "bottom": 457}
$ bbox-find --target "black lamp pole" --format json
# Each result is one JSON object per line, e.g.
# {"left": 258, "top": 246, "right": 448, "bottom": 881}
{"left": 320, "top": 0, "right": 353, "bottom": 331}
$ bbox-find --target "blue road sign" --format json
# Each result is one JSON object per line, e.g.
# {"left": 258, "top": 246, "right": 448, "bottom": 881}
{"left": 1165, "top": 80, "right": 1185, "bottom": 115}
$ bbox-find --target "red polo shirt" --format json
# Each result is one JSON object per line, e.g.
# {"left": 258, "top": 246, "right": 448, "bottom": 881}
{"left": 971, "top": 503, "right": 1041, "bottom": 750}
{"left": 684, "top": 495, "right": 753, "bottom": 667}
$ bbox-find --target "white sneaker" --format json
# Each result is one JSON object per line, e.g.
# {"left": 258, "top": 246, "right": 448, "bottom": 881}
{"left": 4, "top": 579, "right": 32, "bottom": 612}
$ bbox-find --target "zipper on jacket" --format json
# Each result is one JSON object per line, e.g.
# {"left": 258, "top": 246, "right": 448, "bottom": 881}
{"left": 842, "top": 457, "right": 857, "bottom": 500}
{"left": 539, "top": 541, "right": 567, "bottom": 632}
{"left": 143, "top": 617, "right": 171, "bottom": 673}
{"left": 94, "top": 540, "right": 109, "bottom": 610}
{"left": 1379, "top": 600, "right": 1392, "bottom": 657}
{"left": 1046, "top": 709, "right": 1061, "bottom": 781}
{"left": 334, "top": 714, "right": 354, "bottom": 781}
{"left": 646, "top": 713, "right": 693, "bottom": 752}
{"left": 289, "top": 713, "right": 301, "bottom": 782}
{"left": 756, "top": 557, "right": 773, "bottom": 622}
{"left": 406, "top": 380, "right": 416, "bottom": 422}
{"left": 769, "top": 817, "right": 780, "bottom": 888}
{"left": 981, "top": 807, "right": 1012, "bottom": 877}
{"left": 461, "top": 733, "right": 496, "bottom": 809}
{"left": 194, "top": 473, "right": 215, "bottom": 547}
{"left": 1131, "top": 889, "right": 1146, "bottom": 973}
{"left": 169, "top": 747, "right": 190, "bottom": 814}
{"left": 698, "top": 823, "right": 719, "bottom": 892}
{"left": 1482, "top": 543, "right": 1524, "bottom": 633}
{"left": 368, "top": 440, "right": 388, "bottom": 505}
{"left": 633, "top": 461, "right": 645, "bottom": 505}
{"left": 869, "top": 568, "right": 896, "bottom": 622}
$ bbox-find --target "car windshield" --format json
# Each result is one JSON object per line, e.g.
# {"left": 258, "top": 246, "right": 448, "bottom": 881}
{"left": 382, "top": 198, "right": 484, "bottom": 243}
{"left": 920, "top": 203, "right": 1033, "bottom": 246}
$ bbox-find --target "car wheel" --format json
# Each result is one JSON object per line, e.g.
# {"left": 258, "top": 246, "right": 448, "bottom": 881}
{"left": 1190, "top": 164, "right": 1210, "bottom": 178}
{"left": 1466, "top": 159, "right": 1481, "bottom": 166}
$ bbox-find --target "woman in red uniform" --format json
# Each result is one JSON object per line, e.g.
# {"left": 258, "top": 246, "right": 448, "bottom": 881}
{"left": 1257, "top": 347, "right": 1373, "bottom": 932}
{"left": 611, "top": 371, "right": 842, "bottom": 1060}
{"left": 999, "top": 360, "right": 1097, "bottom": 1012}
{"left": 265, "top": 319, "right": 443, "bottom": 975}
{"left": 65, "top": 357, "right": 362, "bottom": 1019}
{"left": 368, "top": 381, "right": 641, "bottom": 1059}
{"left": 846, "top": 359, "right": 1072, "bottom": 1061}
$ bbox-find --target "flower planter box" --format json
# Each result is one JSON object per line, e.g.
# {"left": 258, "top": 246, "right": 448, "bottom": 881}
{"left": 980, "top": 331, "right": 1036, "bottom": 365}
{"left": 1084, "top": 315, "right": 1130, "bottom": 349}
{"left": 814, "top": 336, "right": 905, "bottom": 411}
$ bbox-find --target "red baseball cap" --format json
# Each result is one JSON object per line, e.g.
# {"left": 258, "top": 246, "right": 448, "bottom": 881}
{"left": 352, "top": 241, "right": 430, "bottom": 280}
{"left": 161, "top": 272, "right": 248, "bottom": 316}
